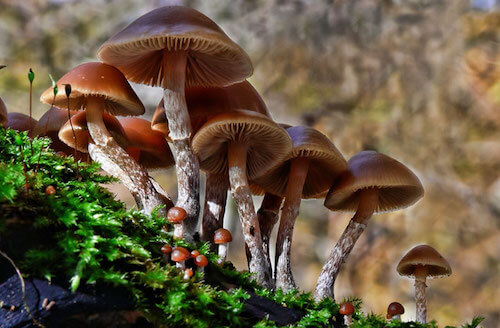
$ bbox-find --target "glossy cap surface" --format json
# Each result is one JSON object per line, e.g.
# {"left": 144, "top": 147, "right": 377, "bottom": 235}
{"left": 397, "top": 244, "right": 452, "bottom": 279}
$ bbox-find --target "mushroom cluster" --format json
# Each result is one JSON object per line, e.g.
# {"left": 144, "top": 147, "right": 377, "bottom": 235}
{"left": 4, "top": 6, "right": 453, "bottom": 320}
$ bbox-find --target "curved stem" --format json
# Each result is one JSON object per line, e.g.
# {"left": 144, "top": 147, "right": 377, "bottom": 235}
{"left": 313, "top": 188, "right": 378, "bottom": 301}
{"left": 162, "top": 50, "right": 200, "bottom": 236}
{"left": 202, "top": 172, "right": 228, "bottom": 246}
{"left": 86, "top": 101, "right": 166, "bottom": 217}
{"left": 228, "top": 142, "right": 271, "bottom": 288}
{"left": 275, "top": 158, "right": 309, "bottom": 291}
{"left": 415, "top": 266, "right": 428, "bottom": 324}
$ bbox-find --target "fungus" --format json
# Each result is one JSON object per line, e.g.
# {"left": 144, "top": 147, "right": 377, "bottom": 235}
{"left": 253, "top": 126, "right": 346, "bottom": 291}
{"left": 171, "top": 246, "right": 190, "bottom": 270}
{"left": 194, "top": 254, "right": 208, "bottom": 273}
{"left": 193, "top": 110, "right": 292, "bottom": 287}
{"left": 4, "top": 113, "right": 38, "bottom": 133}
{"left": 42, "top": 62, "right": 165, "bottom": 216}
{"left": 387, "top": 302, "right": 405, "bottom": 321}
{"left": 339, "top": 302, "right": 355, "bottom": 327}
{"left": 213, "top": 228, "right": 232, "bottom": 264}
{"left": 161, "top": 244, "right": 172, "bottom": 263}
{"left": 190, "top": 250, "right": 200, "bottom": 258}
{"left": 151, "top": 80, "right": 270, "bottom": 244}
{"left": 45, "top": 185, "right": 56, "bottom": 196}
{"left": 397, "top": 244, "right": 451, "bottom": 324}
{"left": 167, "top": 206, "right": 187, "bottom": 240}
{"left": 314, "top": 151, "right": 424, "bottom": 301}
{"left": 98, "top": 6, "right": 253, "bottom": 235}
{"left": 183, "top": 268, "right": 194, "bottom": 280}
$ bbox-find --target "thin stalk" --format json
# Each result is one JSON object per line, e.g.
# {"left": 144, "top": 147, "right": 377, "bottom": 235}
{"left": 28, "top": 68, "right": 34, "bottom": 155}
{"left": 414, "top": 266, "right": 428, "bottom": 324}
{"left": 202, "top": 172, "right": 228, "bottom": 246}
{"left": 36, "top": 93, "right": 56, "bottom": 172}
{"left": 65, "top": 84, "right": 78, "bottom": 179}
{"left": 313, "top": 188, "right": 378, "bottom": 301}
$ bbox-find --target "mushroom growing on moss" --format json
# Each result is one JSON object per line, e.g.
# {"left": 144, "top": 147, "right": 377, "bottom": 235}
{"left": 253, "top": 126, "right": 346, "bottom": 291}
{"left": 42, "top": 62, "right": 165, "bottom": 216}
{"left": 171, "top": 246, "right": 190, "bottom": 270}
{"left": 387, "top": 302, "right": 405, "bottom": 321}
{"left": 167, "top": 206, "right": 187, "bottom": 240}
{"left": 5, "top": 113, "right": 38, "bottom": 133}
{"left": 193, "top": 110, "right": 292, "bottom": 287}
{"left": 314, "top": 151, "right": 424, "bottom": 301}
{"left": 213, "top": 228, "right": 232, "bottom": 264}
{"left": 339, "top": 302, "right": 355, "bottom": 327}
{"left": 98, "top": 6, "right": 253, "bottom": 236}
{"left": 397, "top": 244, "right": 451, "bottom": 324}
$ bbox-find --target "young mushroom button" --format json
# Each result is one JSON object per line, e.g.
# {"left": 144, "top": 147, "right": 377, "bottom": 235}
{"left": 339, "top": 302, "right": 355, "bottom": 327}
{"left": 387, "top": 302, "right": 405, "bottom": 321}
{"left": 168, "top": 207, "right": 187, "bottom": 240}
{"left": 194, "top": 255, "right": 209, "bottom": 273}
{"left": 213, "top": 228, "right": 232, "bottom": 264}
{"left": 253, "top": 126, "right": 346, "bottom": 291}
{"left": 41, "top": 62, "right": 166, "bottom": 216}
{"left": 314, "top": 151, "right": 424, "bottom": 301}
{"left": 98, "top": 6, "right": 253, "bottom": 236}
{"left": 193, "top": 110, "right": 292, "bottom": 288}
{"left": 397, "top": 244, "right": 451, "bottom": 324}
{"left": 171, "top": 246, "right": 190, "bottom": 270}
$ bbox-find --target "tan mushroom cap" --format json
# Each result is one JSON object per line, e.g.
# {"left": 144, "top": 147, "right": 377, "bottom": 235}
{"left": 0, "top": 97, "right": 7, "bottom": 126}
{"left": 171, "top": 246, "right": 190, "bottom": 262}
{"left": 324, "top": 151, "right": 424, "bottom": 213}
{"left": 40, "top": 62, "right": 144, "bottom": 117}
{"left": 397, "top": 244, "right": 452, "bottom": 279}
{"left": 252, "top": 126, "right": 347, "bottom": 198}
{"left": 97, "top": 6, "right": 253, "bottom": 88}
{"left": 5, "top": 113, "right": 38, "bottom": 132}
{"left": 192, "top": 110, "right": 292, "bottom": 180}
{"left": 152, "top": 80, "right": 270, "bottom": 139}
{"left": 58, "top": 110, "right": 128, "bottom": 153}
{"left": 120, "top": 117, "right": 174, "bottom": 169}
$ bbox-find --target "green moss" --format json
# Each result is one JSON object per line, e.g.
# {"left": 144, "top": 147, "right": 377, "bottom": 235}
{"left": 0, "top": 128, "right": 483, "bottom": 328}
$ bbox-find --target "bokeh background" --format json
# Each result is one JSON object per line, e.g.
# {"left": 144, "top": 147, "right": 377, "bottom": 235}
{"left": 0, "top": 0, "right": 499, "bottom": 326}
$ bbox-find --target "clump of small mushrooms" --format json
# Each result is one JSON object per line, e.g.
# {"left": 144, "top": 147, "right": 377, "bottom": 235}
{"left": 20, "top": 5, "right": 443, "bottom": 316}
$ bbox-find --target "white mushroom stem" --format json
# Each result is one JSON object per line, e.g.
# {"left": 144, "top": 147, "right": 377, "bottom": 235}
{"left": 227, "top": 142, "right": 271, "bottom": 288}
{"left": 176, "top": 260, "right": 185, "bottom": 270}
{"left": 275, "top": 157, "right": 310, "bottom": 291}
{"left": 86, "top": 105, "right": 166, "bottom": 217}
{"left": 173, "top": 223, "right": 184, "bottom": 240}
{"left": 390, "top": 314, "right": 401, "bottom": 321}
{"left": 162, "top": 50, "right": 200, "bottom": 236}
{"left": 313, "top": 188, "right": 379, "bottom": 301}
{"left": 344, "top": 315, "right": 353, "bottom": 327}
{"left": 258, "top": 193, "right": 283, "bottom": 279}
{"left": 414, "top": 266, "right": 428, "bottom": 324}
{"left": 217, "top": 242, "right": 229, "bottom": 264}
{"left": 202, "top": 172, "right": 228, "bottom": 245}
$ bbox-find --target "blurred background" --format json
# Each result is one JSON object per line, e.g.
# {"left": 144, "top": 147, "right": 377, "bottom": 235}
{"left": 0, "top": 0, "right": 499, "bottom": 326}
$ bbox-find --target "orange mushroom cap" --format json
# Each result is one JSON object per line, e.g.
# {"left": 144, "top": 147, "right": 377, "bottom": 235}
{"left": 171, "top": 247, "right": 190, "bottom": 262}
{"left": 213, "top": 228, "right": 232, "bottom": 244}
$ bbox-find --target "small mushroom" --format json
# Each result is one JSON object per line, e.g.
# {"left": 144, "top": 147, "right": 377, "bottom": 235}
{"left": 193, "top": 110, "right": 292, "bottom": 287}
{"left": 397, "top": 245, "right": 451, "bottom": 324}
{"left": 171, "top": 246, "right": 190, "bottom": 270}
{"left": 213, "top": 228, "right": 232, "bottom": 264}
{"left": 314, "top": 151, "right": 424, "bottom": 301}
{"left": 45, "top": 185, "right": 56, "bottom": 196}
{"left": 5, "top": 113, "right": 38, "bottom": 133}
{"left": 183, "top": 268, "right": 194, "bottom": 280}
{"left": 194, "top": 254, "right": 208, "bottom": 273}
{"left": 339, "top": 302, "right": 355, "bottom": 327}
{"left": 190, "top": 250, "right": 200, "bottom": 258}
{"left": 161, "top": 244, "right": 172, "bottom": 263}
{"left": 167, "top": 207, "right": 187, "bottom": 240}
{"left": 387, "top": 302, "right": 404, "bottom": 321}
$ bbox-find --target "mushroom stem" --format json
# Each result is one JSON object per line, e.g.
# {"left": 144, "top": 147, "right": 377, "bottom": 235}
{"left": 86, "top": 96, "right": 112, "bottom": 146}
{"left": 227, "top": 141, "right": 271, "bottom": 287}
{"left": 313, "top": 188, "right": 378, "bottom": 301}
{"left": 414, "top": 266, "right": 428, "bottom": 324}
{"left": 258, "top": 193, "right": 283, "bottom": 277}
{"left": 218, "top": 243, "right": 228, "bottom": 264}
{"left": 173, "top": 223, "right": 184, "bottom": 239}
{"left": 344, "top": 315, "right": 353, "bottom": 327}
{"left": 176, "top": 260, "right": 185, "bottom": 270}
{"left": 202, "top": 172, "right": 228, "bottom": 245}
{"left": 162, "top": 50, "right": 200, "bottom": 236}
{"left": 275, "top": 157, "right": 310, "bottom": 291}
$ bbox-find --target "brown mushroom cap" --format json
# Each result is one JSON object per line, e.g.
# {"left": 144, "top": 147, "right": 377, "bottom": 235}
{"left": 152, "top": 81, "right": 270, "bottom": 139}
{"left": 167, "top": 206, "right": 187, "bottom": 224}
{"left": 213, "top": 228, "right": 232, "bottom": 244}
{"left": 58, "top": 110, "right": 128, "bottom": 153}
{"left": 339, "top": 302, "right": 355, "bottom": 315}
{"left": 194, "top": 254, "right": 209, "bottom": 267}
{"left": 171, "top": 246, "right": 190, "bottom": 262}
{"left": 192, "top": 110, "right": 292, "bottom": 179}
{"left": 5, "top": 113, "right": 38, "bottom": 132}
{"left": 387, "top": 302, "right": 405, "bottom": 316}
{"left": 120, "top": 117, "right": 174, "bottom": 169}
{"left": 252, "top": 126, "right": 347, "bottom": 198}
{"left": 0, "top": 97, "right": 7, "bottom": 126}
{"left": 97, "top": 6, "right": 252, "bottom": 89}
{"left": 39, "top": 62, "right": 144, "bottom": 117}
{"left": 397, "top": 244, "right": 451, "bottom": 279}
{"left": 324, "top": 151, "right": 424, "bottom": 213}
